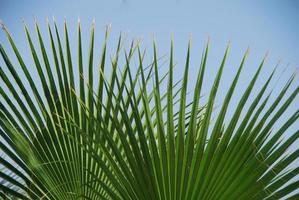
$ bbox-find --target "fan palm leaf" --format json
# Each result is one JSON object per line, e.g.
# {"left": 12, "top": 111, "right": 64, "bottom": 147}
{"left": 0, "top": 21, "right": 298, "bottom": 199}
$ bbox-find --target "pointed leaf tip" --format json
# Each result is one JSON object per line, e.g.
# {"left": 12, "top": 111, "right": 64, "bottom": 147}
{"left": 21, "top": 18, "right": 26, "bottom": 25}
{"left": 0, "top": 19, "right": 5, "bottom": 30}
{"left": 106, "top": 23, "right": 112, "bottom": 34}
{"left": 274, "top": 59, "right": 282, "bottom": 71}
{"left": 33, "top": 16, "right": 38, "bottom": 24}
{"left": 188, "top": 34, "right": 192, "bottom": 48}
{"left": 264, "top": 51, "right": 270, "bottom": 60}
{"left": 246, "top": 46, "right": 250, "bottom": 55}
{"left": 171, "top": 33, "right": 174, "bottom": 41}
{"left": 188, "top": 33, "right": 192, "bottom": 40}
{"left": 207, "top": 35, "right": 211, "bottom": 44}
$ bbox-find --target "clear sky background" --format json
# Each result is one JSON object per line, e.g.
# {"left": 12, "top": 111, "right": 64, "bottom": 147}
{"left": 0, "top": 0, "right": 298, "bottom": 187}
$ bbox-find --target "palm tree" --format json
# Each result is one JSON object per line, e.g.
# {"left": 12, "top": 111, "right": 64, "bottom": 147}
{"left": 0, "top": 21, "right": 298, "bottom": 200}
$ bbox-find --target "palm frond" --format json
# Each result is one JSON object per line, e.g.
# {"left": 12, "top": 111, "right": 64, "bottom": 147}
{"left": 0, "top": 21, "right": 298, "bottom": 200}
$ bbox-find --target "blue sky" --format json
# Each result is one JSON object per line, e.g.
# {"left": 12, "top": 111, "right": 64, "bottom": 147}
{"left": 0, "top": 0, "right": 298, "bottom": 176}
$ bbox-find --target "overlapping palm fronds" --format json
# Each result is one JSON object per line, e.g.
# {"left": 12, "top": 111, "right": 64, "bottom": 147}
{"left": 0, "top": 21, "right": 298, "bottom": 199}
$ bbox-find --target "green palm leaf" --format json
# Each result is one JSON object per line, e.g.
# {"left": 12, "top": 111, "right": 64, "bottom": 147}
{"left": 0, "top": 21, "right": 298, "bottom": 200}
